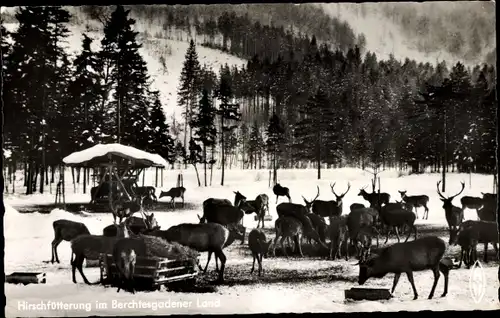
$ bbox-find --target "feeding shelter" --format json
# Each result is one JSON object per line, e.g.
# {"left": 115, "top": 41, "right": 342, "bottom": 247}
{"left": 62, "top": 143, "right": 167, "bottom": 212}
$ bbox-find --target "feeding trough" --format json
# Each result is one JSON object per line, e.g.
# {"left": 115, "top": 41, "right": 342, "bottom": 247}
{"left": 345, "top": 288, "right": 392, "bottom": 301}
{"left": 6, "top": 272, "right": 46, "bottom": 285}
{"left": 99, "top": 253, "right": 198, "bottom": 291}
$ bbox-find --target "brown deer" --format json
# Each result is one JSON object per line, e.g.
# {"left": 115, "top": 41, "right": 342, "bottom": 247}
{"left": 398, "top": 190, "right": 430, "bottom": 220}
{"left": 356, "top": 236, "right": 450, "bottom": 300}
{"left": 273, "top": 183, "right": 291, "bottom": 204}
{"left": 159, "top": 186, "right": 186, "bottom": 209}
{"left": 233, "top": 191, "right": 270, "bottom": 228}
{"left": 148, "top": 223, "right": 238, "bottom": 283}
{"left": 271, "top": 216, "right": 304, "bottom": 257}
{"left": 460, "top": 196, "right": 484, "bottom": 217}
{"left": 312, "top": 182, "right": 351, "bottom": 218}
{"left": 51, "top": 220, "right": 91, "bottom": 264}
{"left": 103, "top": 213, "right": 159, "bottom": 237}
{"left": 358, "top": 186, "right": 390, "bottom": 208}
{"left": 437, "top": 181, "right": 465, "bottom": 244}
{"left": 248, "top": 229, "right": 273, "bottom": 276}
{"left": 71, "top": 221, "right": 131, "bottom": 285}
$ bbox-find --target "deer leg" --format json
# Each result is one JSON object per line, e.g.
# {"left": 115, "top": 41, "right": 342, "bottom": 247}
{"left": 390, "top": 272, "right": 401, "bottom": 295}
{"left": 182, "top": 194, "right": 185, "bottom": 207}
{"left": 216, "top": 257, "right": 219, "bottom": 271}
{"left": 280, "top": 237, "right": 288, "bottom": 257}
{"left": 384, "top": 227, "right": 391, "bottom": 244}
{"left": 203, "top": 252, "right": 213, "bottom": 273}
{"left": 406, "top": 271, "right": 419, "bottom": 300}
{"left": 438, "top": 262, "right": 449, "bottom": 297}
{"left": 258, "top": 253, "right": 263, "bottom": 276}
{"left": 296, "top": 234, "right": 304, "bottom": 257}
{"left": 51, "top": 237, "right": 63, "bottom": 263}
{"left": 271, "top": 235, "right": 280, "bottom": 257}
{"left": 276, "top": 196, "right": 278, "bottom": 204}
{"left": 75, "top": 255, "right": 91, "bottom": 285}
{"left": 424, "top": 206, "right": 429, "bottom": 220}
{"left": 395, "top": 226, "right": 401, "bottom": 243}
{"left": 214, "top": 249, "right": 226, "bottom": 283}
{"left": 458, "top": 248, "right": 464, "bottom": 268}
{"left": 251, "top": 253, "right": 256, "bottom": 274}
{"left": 428, "top": 267, "right": 441, "bottom": 300}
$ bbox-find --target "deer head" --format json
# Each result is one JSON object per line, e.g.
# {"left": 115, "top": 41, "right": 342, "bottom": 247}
{"left": 233, "top": 191, "right": 247, "bottom": 206}
{"left": 302, "top": 186, "right": 320, "bottom": 212}
{"left": 398, "top": 190, "right": 407, "bottom": 199}
{"left": 437, "top": 181, "right": 465, "bottom": 211}
{"left": 331, "top": 182, "right": 351, "bottom": 206}
{"left": 358, "top": 186, "right": 369, "bottom": 197}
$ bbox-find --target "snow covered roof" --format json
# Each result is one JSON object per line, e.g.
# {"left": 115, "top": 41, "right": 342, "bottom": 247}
{"left": 63, "top": 143, "right": 168, "bottom": 168}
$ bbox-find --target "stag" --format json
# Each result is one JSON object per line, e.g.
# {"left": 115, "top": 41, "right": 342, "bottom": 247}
{"left": 437, "top": 181, "right": 465, "bottom": 244}
{"left": 273, "top": 183, "right": 291, "bottom": 204}
{"left": 358, "top": 186, "right": 390, "bottom": 208}
{"left": 312, "top": 182, "right": 351, "bottom": 218}
{"left": 398, "top": 190, "right": 430, "bottom": 220}
{"left": 159, "top": 186, "right": 186, "bottom": 209}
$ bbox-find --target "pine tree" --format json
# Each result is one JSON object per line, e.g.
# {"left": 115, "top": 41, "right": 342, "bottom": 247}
{"left": 267, "top": 113, "right": 285, "bottom": 185}
{"left": 178, "top": 39, "right": 202, "bottom": 157}
{"left": 216, "top": 64, "right": 241, "bottom": 186}
{"left": 191, "top": 89, "right": 217, "bottom": 186}
{"left": 187, "top": 139, "right": 203, "bottom": 186}
{"left": 67, "top": 33, "right": 103, "bottom": 151}
{"left": 98, "top": 5, "right": 151, "bottom": 147}
{"left": 148, "top": 90, "right": 176, "bottom": 165}
{"left": 293, "top": 86, "right": 337, "bottom": 179}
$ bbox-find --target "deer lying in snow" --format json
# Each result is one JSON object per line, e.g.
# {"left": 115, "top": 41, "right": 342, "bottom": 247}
{"left": 357, "top": 236, "right": 451, "bottom": 300}
{"left": 159, "top": 186, "right": 186, "bottom": 209}
{"left": 248, "top": 229, "right": 273, "bottom": 276}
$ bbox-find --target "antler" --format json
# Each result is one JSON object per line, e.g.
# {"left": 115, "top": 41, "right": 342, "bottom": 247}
{"left": 330, "top": 182, "right": 337, "bottom": 196}
{"left": 340, "top": 182, "right": 351, "bottom": 197}
{"left": 361, "top": 185, "right": 368, "bottom": 190}
{"left": 311, "top": 185, "right": 320, "bottom": 202}
{"left": 436, "top": 181, "right": 446, "bottom": 200}
{"left": 449, "top": 181, "right": 465, "bottom": 201}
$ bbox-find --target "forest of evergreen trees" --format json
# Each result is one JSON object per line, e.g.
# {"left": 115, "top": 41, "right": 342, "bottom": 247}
{"left": 2, "top": 5, "right": 497, "bottom": 193}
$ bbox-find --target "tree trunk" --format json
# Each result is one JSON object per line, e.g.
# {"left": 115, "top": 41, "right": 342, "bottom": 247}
{"left": 203, "top": 144, "right": 207, "bottom": 187}
{"left": 83, "top": 167, "right": 87, "bottom": 194}
{"left": 221, "top": 119, "right": 225, "bottom": 186}
{"left": 34, "top": 165, "right": 39, "bottom": 193}
{"left": 24, "top": 161, "right": 28, "bottom": 187}
{"left": 71, "top": 167, "right": 76, "bottom": 193}
{"left": 40, "top": 165, "right": 44, "bottom": 194}
{"left": 193, "top": 164, "right": 201, "bottom": 186}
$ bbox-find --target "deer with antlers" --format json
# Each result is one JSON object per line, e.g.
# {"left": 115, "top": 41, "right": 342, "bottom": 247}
{"left": 311, "top": 182, "right": 351, "bottom": 219}
{"left": 358, "top": 186, "right": 390, "bottom": 208}
{"left": 437, "top": 181, "right": 465, "bottom": 244}
{"left": 398, "top": 190, "right": 430, "bottom": 220}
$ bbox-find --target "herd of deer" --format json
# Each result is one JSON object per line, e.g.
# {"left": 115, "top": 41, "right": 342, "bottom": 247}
{"left": 49, "top": 180, "right": 498, "bottom": 299}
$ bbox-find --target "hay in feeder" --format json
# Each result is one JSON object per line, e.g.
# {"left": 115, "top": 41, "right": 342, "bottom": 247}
{"left": 140, "top": 235, "right": 200, "bottom": 264}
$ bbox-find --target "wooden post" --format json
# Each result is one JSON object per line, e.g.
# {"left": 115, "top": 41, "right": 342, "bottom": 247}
{"left": 142, "top": 168, "right": 145, "bottom": 187}
{"left": 155, "top": 167, "right": 158, "bottom": 188}
{"left": 83, "top": 167, "right": 87, "bottom": 194}
{"left": 161, "top": 168, "right": 163, "bottom": 187}
{"left": 269, "top": 170, "right": 271, "bottom": 188}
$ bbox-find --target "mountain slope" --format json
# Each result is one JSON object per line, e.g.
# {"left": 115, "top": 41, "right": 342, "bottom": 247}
{"left": 317, "top": 2, "right": 495, "bottom": 66}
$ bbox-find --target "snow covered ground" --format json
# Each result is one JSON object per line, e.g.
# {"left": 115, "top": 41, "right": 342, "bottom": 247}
{"left": 4, "top": 167, "right": 500, "bottom": 315}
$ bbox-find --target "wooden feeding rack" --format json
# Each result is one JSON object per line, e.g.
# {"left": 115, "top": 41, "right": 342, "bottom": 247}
{"left": 62, "top": 144, "right": 168, "bottom": 213}
{"left": 99, "top": 253, "right": 198, "bottom": 289}
{"left": 345, "top": 288, "right": 392, "bottom": 301}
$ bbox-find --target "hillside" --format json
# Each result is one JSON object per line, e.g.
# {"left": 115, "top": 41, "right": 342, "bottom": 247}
{"left": 2, "top": 6, "right": 247, "bottom": 120}
{"left": 318, "top": 2, "right": 496, "bottom": 66}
